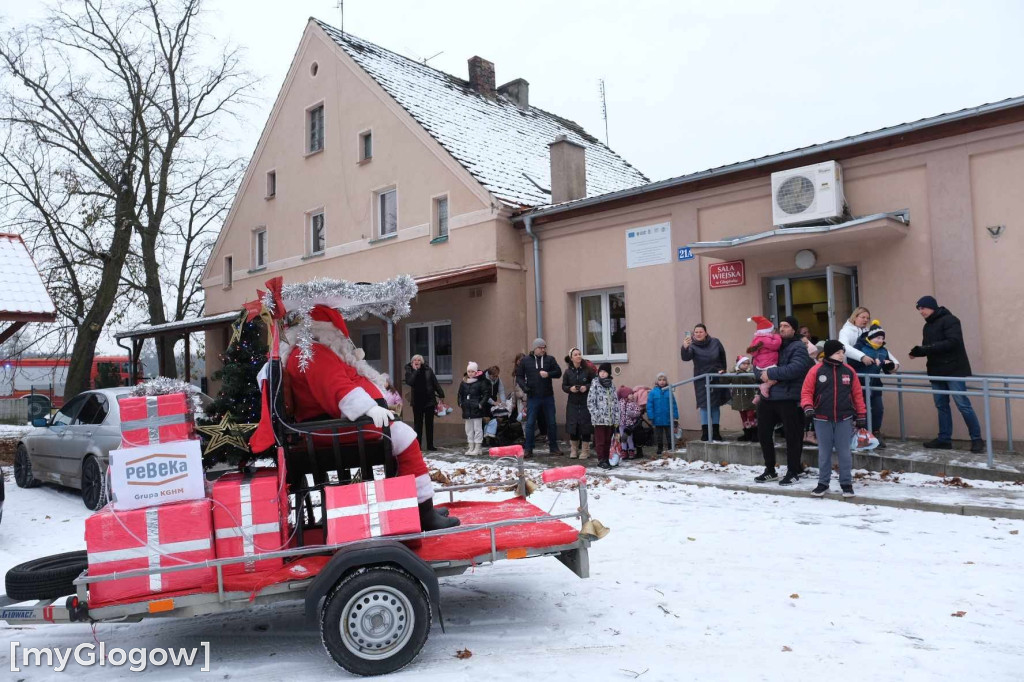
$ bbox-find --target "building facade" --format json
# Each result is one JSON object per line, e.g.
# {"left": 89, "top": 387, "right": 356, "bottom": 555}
{"left": 517, "top": 100, "right": 1024, "bottom": 442}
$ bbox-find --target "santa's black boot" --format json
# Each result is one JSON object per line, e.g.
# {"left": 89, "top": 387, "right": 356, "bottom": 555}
{"left": 419, "top": 499, "right": 460, "bottom": 531}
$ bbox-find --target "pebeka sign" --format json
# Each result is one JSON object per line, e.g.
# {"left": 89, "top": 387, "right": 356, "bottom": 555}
{"left": 708, "top": 260, "right": 745, "bottom": 289}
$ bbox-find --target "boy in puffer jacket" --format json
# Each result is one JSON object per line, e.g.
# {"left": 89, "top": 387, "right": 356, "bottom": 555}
{"left": 801, "top": 340, "right": 867, "bottom": 498}
{"left": 587, "top": 363, "right": 619, "bottom": 470}
{"left": 851, "top": 320, "right": 899, "bottom": 448}
{"left": 647, "top": 372, "right": 679, "bottom": 454}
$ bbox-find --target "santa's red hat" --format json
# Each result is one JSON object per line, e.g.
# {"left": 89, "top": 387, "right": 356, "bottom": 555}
{"left": 309, "top": 304, "right": 349, "bottom": 338}
{"left": 748, "top": 316, "right": 774, "bottom": 336}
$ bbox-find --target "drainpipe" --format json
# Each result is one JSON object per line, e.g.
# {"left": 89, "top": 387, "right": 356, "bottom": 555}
{"left": 386, "top": 319, "right": 395, "bottom": 382}
{"left": 524, "top": 214, "right": 543, "bottom": 338}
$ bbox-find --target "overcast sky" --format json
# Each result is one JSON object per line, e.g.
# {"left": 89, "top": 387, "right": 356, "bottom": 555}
{"left": 6, "top": 0, "right": 1024, "bottom": 182}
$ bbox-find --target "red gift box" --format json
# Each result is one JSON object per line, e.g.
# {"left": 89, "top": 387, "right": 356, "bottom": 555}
{"left": 85, "top": 499, "right": 215, "bottom": 605}
{"left": 119, "top": 393, "right": 194, "bottom": 448}
{"left": 324, "top": 476, "right": 421, "bottom": 544}
{"left": 212, "top": 469, "right": 287, "bottom": 575}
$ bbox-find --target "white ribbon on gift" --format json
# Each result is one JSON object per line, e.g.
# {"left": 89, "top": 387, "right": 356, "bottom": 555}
{"left": 325, "top": 481, "right": 417, "bottom": 538}
{"left": 214, "top": 479, "right": 281, "bottom": 572}
{"left": 87, "top": 507, "right": 211, "bottom": 591}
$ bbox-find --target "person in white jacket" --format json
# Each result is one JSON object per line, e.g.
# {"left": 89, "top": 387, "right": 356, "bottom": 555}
{"left": 839, "top": 307, "right": 876, "bottom": 368}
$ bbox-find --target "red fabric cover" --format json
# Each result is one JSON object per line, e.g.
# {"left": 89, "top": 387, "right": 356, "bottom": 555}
{"left": 411, "top": 498, "right": 579, "bottom": 562}
{"left": 118, "top": 393, "right": 194, "bottom": 447}
{"left": 85, "top": 500, "right": 215, "bottom": 605}
{"left": 212, "top": 469, "right": 286, "bottom": 576}
{"left": 222, "top": 555, "right": 331, "bottom": 595}
{"left": 324, "top": 477, "right": 421, "bottom": 544}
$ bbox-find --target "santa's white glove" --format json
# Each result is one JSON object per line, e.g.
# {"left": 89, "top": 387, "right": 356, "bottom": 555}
{"left": 366, "top": 405, "right": 395, "bottom": 428}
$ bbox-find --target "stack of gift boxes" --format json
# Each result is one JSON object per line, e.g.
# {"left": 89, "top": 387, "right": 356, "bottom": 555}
{"left": 84, "top": 391, "right": 421, "bottom": 606}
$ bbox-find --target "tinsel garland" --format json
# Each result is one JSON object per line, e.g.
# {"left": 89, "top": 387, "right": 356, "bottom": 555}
{"left": 262, "top": 275, "right": 418, "bottom": 372}
{"left": 129, "top": 376, "right": 208, "bottom": 420}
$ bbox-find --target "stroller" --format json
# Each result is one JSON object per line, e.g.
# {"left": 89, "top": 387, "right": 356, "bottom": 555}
{"left": 486, "top": 405, "right": 524, "bottom": 447}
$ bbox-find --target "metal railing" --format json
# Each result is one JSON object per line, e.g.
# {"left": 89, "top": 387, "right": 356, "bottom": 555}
{"left": 666, "top": 370, "right": 1024, "bottom": 467}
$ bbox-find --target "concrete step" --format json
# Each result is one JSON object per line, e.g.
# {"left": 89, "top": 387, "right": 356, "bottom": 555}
{"left": 685, "top": 438, "right": 1024, "bottom": 482}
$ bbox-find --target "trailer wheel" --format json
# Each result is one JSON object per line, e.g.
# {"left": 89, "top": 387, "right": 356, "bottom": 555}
{"left": 320, "top": 566, "right": 430, "bottom": 677}
{"left": 5, "top": 550, "right": 88, "bottom": 601}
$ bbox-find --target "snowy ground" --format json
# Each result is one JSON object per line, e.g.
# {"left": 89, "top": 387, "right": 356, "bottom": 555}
{"left": 1, "top": 461, "right": 1023, "bottom": 681}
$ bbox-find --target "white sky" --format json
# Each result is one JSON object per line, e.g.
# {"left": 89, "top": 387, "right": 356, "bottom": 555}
{"left": 5, "top": 0, "right": 1024, "bottom": 182}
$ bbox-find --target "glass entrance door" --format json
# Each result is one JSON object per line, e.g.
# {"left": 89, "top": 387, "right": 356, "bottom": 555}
{"left": 767, "top": 278, "right": 791, "bottom": 327}
{"left": 826, "top": 265, "right": 857, "bottom": 339}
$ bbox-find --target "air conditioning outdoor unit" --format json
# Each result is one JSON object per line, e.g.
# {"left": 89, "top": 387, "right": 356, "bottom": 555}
{"left": 771, "top": 160, "right": 846, "bottom": 227}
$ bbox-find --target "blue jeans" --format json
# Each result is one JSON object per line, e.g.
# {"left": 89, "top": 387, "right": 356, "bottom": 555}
{"left": 814, "top": 418, "right": 854, "bottom": 486}
{"left": 930, "top": 380, "right": 982, "bottom": 441}
{"left": 525, "top": 395, "right": 558, "bottom": 450}
{"left": 699, "top": 406, "right": 721, "bottom": 426}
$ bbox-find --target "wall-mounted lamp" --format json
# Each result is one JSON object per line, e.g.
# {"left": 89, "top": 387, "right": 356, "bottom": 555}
{"left": 795, "top": 249, "right": 817, "bottom": 270}
{"left": 986, "top": 225, "right": 1005, "bottom": 241}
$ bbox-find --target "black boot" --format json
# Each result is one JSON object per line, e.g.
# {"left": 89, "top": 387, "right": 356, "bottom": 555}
{"left": 712, "top": 425, "right": 724, "bottom": 442}
{"left": 700, "top": 425, "right": 709, "bottom": 442}
{"left": 419, "top": 499, "right": 460, "bottom": 531}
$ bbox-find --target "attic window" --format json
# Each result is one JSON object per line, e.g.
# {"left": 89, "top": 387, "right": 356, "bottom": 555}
{"left": 310, "top": 62, "right": 319, "bottom": 77}
{"left": 359, "top": 131, "right": 372, "bottom": 163}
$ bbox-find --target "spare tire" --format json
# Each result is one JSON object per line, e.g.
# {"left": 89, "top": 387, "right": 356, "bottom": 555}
{"left": 5, "top": 550, "right": 88, "bottom": 601}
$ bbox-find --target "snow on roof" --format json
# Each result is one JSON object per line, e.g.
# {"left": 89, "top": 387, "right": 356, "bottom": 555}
{"left": 316, "top": 20, "right": 648, "bottom": 208}
{"left": 0, "top": 234, "right": 57, "bottom": 320}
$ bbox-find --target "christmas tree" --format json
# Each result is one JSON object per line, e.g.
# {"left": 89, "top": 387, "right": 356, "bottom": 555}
{"left": 198, "top": 310, "right": 268, "bottom": 466}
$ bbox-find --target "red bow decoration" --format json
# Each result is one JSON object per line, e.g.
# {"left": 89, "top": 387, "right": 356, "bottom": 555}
{"left": 265, "top": 277, "right": 286, "bottom": 319}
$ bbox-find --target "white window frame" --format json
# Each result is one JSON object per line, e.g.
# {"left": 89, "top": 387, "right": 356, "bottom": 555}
{"left": 406, "top": 320, "right": 452, "bottom": 382}
{"left": 222, "top": 255, "right": 233, "bottom": 290}
{"left": 375, "top": 187, "right": 398, "bottom": 239}
{"left": 265, "top": 169, "right": 276, "bottom": 199}
{"left": 358, "top": 129, "right": 373, "bottom": 163}
{"left": 252, "top": 227, "right": 268, "bottom": 270}
{"left": 576, "top": 287, "right": 628, "bottom": 362}
{"left": 307, "top": 209, "right": 326, "bottom": 256}
{"left": 306, "top": 101, "right": 325, "bottom": 155}
{"left": 431, "top": 193, "right": 449, "bottom": 240}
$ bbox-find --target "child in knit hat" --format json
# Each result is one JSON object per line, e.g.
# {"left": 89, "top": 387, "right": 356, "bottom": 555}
{"left": 457, "top": 361, "right": 489, "bottom": 456}
{"left": 746, "top": 316, "right": 782, "bottom": 399}
{"left": 587, "top": 363, "right": 619, "bottom": 469}
{"left": 647, "top": 372, "right": 678, "bottom": 454}
{"left": 617, "top": 385, "right": 642, "bottom": 460}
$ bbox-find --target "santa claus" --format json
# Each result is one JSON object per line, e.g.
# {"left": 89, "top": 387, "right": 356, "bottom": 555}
{"left": 252, "top": 278, "right": 459, "bottom": 532}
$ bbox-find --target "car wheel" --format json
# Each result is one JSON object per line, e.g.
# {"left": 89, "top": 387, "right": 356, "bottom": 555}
{"left": 14, "top": 444, "right": 40, "bottom": 488}
{"left": 81, "top": 456, "right": 108, "bottom": 511}
{"left": 320, "top": 566, "right": 430, "bottom": 677}
{"left": 5, "top": 550, "right": 88, "bottom": 601}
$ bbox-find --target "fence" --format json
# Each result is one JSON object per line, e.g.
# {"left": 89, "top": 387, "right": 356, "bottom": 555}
{"left": 0, "top": 399, "right": 28, "bottom": 425}
{"left": 667, "top": 371, "right": 1024, "bottom": 467}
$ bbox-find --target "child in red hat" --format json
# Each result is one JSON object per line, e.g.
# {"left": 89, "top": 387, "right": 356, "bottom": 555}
{"left": 746, "top": 316, "right": 782, "bottom": 400}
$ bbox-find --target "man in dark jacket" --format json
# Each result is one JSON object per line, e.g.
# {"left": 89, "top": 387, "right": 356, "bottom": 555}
{"left": 909, "top": 296, "right": 983, "bottom": 453}
{"left": 754, "top": 316, "right": 814, "bottom": 485}
{"left": 515, "top": 337, "right": 563, "bottom": 456}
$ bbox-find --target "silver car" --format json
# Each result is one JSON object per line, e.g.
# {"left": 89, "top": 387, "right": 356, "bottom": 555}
{"left": 13, "top": 388, "right": 211, "bottom": 510}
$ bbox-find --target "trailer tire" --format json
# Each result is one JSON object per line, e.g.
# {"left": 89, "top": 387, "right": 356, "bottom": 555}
{"left": 320, "top": 566, "right": 430, "bottom": 677}
{"left": 5, "top": 550, "right": 88, "bottom": 601}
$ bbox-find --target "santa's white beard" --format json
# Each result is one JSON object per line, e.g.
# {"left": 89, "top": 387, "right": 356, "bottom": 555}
{"left": 281, "top": 320, "right": 387, "bottom": 392}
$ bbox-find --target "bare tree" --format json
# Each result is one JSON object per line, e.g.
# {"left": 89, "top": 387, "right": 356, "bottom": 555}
{"left": 0, "top": 0, "right": 254, "bottom": 397}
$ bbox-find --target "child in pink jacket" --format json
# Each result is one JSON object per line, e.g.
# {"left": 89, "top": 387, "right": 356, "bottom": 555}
{"left": 747, "top": 316, "right": 783, "bottom": 399}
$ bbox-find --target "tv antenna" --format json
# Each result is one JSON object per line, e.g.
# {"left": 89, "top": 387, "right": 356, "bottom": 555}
{"left": 336, "top": 1, "right": 344, "bottom": 33}
{"left": 599, "top": 78, "right": 609, "bottom": 146}
{"left": 422, "top": 50, "right": 444, "bottom": 65}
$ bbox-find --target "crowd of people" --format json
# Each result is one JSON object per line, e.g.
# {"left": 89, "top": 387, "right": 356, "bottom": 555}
{"left": 392, "top": 294, "right": 980, "bottom": 497}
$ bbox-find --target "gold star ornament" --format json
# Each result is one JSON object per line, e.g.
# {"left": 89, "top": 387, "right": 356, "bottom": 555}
{"left": 196, "top": 413, "right": 257, "bottom": 456}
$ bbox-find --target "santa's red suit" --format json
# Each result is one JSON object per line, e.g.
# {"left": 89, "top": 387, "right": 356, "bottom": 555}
{"left": 256, "top": 304, "right": 458, "bottom": 531}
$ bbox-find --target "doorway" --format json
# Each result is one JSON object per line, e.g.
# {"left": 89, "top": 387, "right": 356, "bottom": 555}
{"left": 766, "top": 266, "right": 858, "bottom": 341}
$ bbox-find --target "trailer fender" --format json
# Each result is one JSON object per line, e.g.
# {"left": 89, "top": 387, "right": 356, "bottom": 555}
{"left": 304, "top": 541, "right": 440, "bottom": 627}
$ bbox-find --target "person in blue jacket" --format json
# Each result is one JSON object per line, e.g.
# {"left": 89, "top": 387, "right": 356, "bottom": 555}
{"left": 850, "top": 321, "right": 900, "bottom": 448}
{"left": 647, "top": 372, "right": 679, "bottom": 454}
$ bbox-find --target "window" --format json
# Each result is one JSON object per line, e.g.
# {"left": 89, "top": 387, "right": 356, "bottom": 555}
{"left": 376, "top": 188, "right": 397, "bottom": 238}
{"left": 307, "top": 103, "right": 324, "bottom": 153}
{"left": 408, "top": 321, "right": 452, "bottom": 381}
{"left": 360, "top": 331, "right": 382, "bottom": 372}
{"left": 223, "top": 256, "right": 233, "bottom": 289}
{"left": 252, "top": 228, "right": 267, "bottom": 269}
{"left": 266, "top": 170, "right": 276, "bottom": 198}
{"left": 577, "top": 288, "right": 627, "bottom": 360}
{"left": 52, "top": 394, "right": 88, "bottom": 427}
{"left": 432, "top": 195, "right": 449, "bottom": 240}
{"left": 76, "top": 394, "right": 109, "bottom": 425}
{"left": 309, "top": 212, "right": 325, "bottom": 255}
{"left": 359, "top": 131, "right": 372, "bottom": 162}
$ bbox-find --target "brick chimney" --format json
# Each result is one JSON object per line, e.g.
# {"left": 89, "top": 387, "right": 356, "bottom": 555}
{"left": 468, "top": 56, "right": 495, "bottom": 98}
{"left": 549, "top": 135, "right": 587, "bottom": 204}
{"left": 498, "top": 78, "right": 529, "bottom": 109}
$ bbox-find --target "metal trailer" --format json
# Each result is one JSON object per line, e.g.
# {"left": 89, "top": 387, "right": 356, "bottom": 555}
{"left": 0, "top": 454, "right": 596, "bottom": 677}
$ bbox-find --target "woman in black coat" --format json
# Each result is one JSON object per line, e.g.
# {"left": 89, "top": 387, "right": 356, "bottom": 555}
{"left": 404, "top": 354, "right": 445, "bottom": 451}
{"left": 679, "top": 323, "right": 730, "bottom": 442}
{"left": 561, "top": 348, "right": 595, "bottom": 460}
